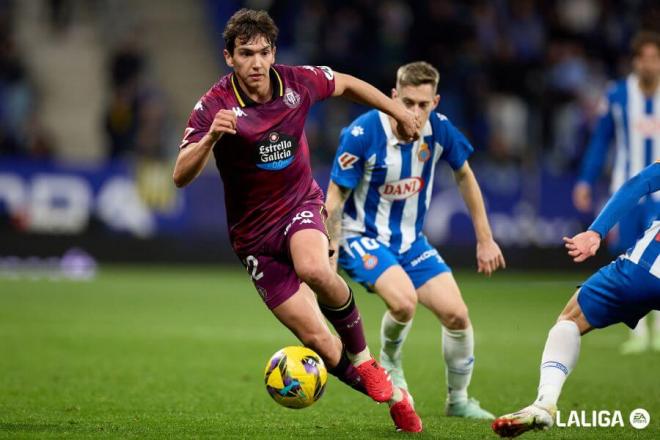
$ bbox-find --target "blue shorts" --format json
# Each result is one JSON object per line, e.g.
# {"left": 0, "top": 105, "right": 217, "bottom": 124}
{"left": 338, "top": 235, "right": 450, "bottom": 292}
{"left": 577, "top": 257, "right": 660, "bottom": 329}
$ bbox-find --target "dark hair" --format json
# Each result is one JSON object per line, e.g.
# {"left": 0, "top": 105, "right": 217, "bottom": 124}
{"left": 631, "top": 31, "right": 660, "bottom": 57}
{"left": 223, "top": 9, "right": 279, "bottom": 54}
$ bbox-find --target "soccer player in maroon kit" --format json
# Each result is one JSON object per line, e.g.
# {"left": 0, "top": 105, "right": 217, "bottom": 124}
{"left": 173, "top": 9, "right": 422, "bottom": 432}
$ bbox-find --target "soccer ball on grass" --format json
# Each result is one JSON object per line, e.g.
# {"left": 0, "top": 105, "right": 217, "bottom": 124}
{"left": 264, "top": 346, "right": 327, "bottom": 409}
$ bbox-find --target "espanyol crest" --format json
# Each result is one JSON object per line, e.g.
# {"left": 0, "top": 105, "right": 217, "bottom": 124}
{"left": 418, "top": 142, "right": 431, "bottom": 162}
{"left": 284, "top": 87, "right": 301, "bottom": 109}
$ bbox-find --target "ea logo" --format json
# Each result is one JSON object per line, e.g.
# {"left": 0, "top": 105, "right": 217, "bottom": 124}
{"left": 629, "top": 408, "right": 650, "bottom": 429}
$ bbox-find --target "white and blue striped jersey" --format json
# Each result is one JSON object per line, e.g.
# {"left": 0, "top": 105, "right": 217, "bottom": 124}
{"left": 330, "top": 110, "right": 473, "bottom": 255}
{"left": 624, "top": 220, "right": 660, "bottom": 278}
{"left": 580, "top": 74, "right": 660, "bottom": 196}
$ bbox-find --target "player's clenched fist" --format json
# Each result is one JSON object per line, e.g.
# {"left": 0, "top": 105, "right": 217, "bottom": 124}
{"left": 208, "top": 109, "right": 237, "bottom": 141}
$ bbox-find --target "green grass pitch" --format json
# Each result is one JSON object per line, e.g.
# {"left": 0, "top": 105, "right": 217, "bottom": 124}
{"left": 1, "top": 266, "right": 658, "bottom": 439}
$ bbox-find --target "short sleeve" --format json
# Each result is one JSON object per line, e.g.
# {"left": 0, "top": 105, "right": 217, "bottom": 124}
{"left": 179, "top": 95, "right": 214, "bottom": 149}
{"left": 293, "top": 65, "right": 336, "bottom": 103}
{"left": 434, "top": 113, "right": 474, "bottom": 170}
{"left": 330, "top": 122, "right": 367, "bottom": 190}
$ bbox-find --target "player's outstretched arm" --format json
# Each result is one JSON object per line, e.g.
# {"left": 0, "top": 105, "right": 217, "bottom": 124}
{"left": 563, "top": 161, "right": 659, "bottom": 262}
{"left": 325, "top": 181, "right": 351, "bottom": 272}
{"left": 173, "top": 109, "right": 237, "bottom": 187}
{"left": 332, "top": 72, "right": 420, "bottom": 142}
{"left": 453, "top": 162, "right": 505, "bottom": 276}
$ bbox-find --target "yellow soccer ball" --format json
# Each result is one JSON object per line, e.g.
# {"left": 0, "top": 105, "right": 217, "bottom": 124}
{"left": 264, "top": 346, "right": 328, "bottom": 409}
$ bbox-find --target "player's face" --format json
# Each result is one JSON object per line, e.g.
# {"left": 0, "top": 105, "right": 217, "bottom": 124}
{"left": 224, "top": 35, "right": 276, "bottom": 92}
{"left": 633, "top": 44, "right": 660, "bottom": 83}
{"left": 392, "top": 84, "right": 440, "bottom": 130}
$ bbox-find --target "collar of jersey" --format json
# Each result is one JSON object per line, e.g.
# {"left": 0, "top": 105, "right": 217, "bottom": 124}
{"left": 378, "top": 111, "right": 409, "bottom": 148}
{"left": 231, "top": 67, "right": 283, "bottom": 108}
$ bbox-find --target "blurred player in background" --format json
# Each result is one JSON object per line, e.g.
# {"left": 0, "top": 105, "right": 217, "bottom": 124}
{"left": 493, "top": 161, "right": 660, "bottom": 438}
{"left": 572, "top": 31, "right": 660, "bottom": 354}
{"left": 326, "top": 61, "right": 505, "bottom": 420}
{"left": 172, "top": 9, "right": 423, "bottom": 432}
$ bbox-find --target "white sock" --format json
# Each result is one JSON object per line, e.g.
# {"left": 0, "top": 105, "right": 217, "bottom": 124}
{"left": 381, "top": 310, "right": 413, "bottom": 361}
{"left": 347, "top": 346, "right": 371, "bottom": 366}
{"left": 631, "top": 315, "right": 649, "bottom": 339}
{"left": 443, "top": 325, "right": 474, "bottom": 404}
{"left": 534, "top": 320, "right": 580, "bottom": 410}
{"left": 388, "top": 386, "right": 404, "bottom": 407}
{"left": 652, "top": 311, "right": 660, "bottom": 334}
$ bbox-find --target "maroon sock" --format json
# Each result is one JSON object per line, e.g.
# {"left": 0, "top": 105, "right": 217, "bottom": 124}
{"left": 327, "top": 350, "right": 367, "bottom": 396}
{"left": 319, "top": 288, "right": 367, "bottom": 355}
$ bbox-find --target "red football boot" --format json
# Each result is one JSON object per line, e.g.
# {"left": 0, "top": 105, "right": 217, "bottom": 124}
{"left": 390, "top": 389, "right": 423, "bottom": 433}
{"left": 355, "top": 358, "right": 393, "bottom": 402}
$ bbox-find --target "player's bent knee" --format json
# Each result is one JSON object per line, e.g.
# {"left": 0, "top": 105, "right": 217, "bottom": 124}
{"left": 442, "top": 305, "right": 469, "bottom": 330}
{"left": 556, "top": 313, "right": 592, "bottom": 335}
{"left": 389, "top": 295, "right": 417, "bottom": 322}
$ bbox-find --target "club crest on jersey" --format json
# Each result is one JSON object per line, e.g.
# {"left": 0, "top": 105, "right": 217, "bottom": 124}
{"left": 379, "top": 177, "right": 424, "bottom": 200}
{"left": 256, "top": 131, "right": 298, "bottom": 171}
{"left": 283, "top": 87, "right": 301, "bottom": 109}
{"left": 362, "top": 253, "right": 378, "bottom": 270}
{"left": 418, "top": 142, "right": 431, "bottom": 162}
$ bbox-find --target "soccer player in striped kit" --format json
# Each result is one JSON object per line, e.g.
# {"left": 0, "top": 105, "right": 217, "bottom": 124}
{"left": 326, "top": 61, "right": 505, "bottom": 419}
{"left": 572, "top": 31, "right": 660, "bottom": 354}
{"left": 493, "top": 161, "right": 660, "bottom": 438}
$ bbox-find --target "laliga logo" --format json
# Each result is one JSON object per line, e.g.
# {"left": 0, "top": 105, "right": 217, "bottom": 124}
{"left": 555, "top": 408, "right": 650, "bottom": 429}
{"left": 379, "top": 177, "right": 424, "bottom": 201}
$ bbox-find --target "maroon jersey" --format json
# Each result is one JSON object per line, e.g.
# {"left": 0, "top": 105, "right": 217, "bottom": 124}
{"left": 180, "top": 64, "right": 336, "bottom": 255}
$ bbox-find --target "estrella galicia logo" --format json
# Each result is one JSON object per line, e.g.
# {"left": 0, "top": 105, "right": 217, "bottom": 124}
{"left": 256, "top": 131, "right": 298, "bottom": 170}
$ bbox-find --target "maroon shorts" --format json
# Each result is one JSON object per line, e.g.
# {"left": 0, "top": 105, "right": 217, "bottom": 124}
{"left": 236, "top": 200, "right": 329, "bottom": 310}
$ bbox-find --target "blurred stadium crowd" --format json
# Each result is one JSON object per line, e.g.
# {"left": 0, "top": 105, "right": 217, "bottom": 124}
{"left": 0, "top": 0, "right": 171, "bottom": 162}
{"left": 0, "top": 0, "right": 658, "bottom": 171}
{"left": 253, "top": 0, "right": 660, "bottom": 170}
